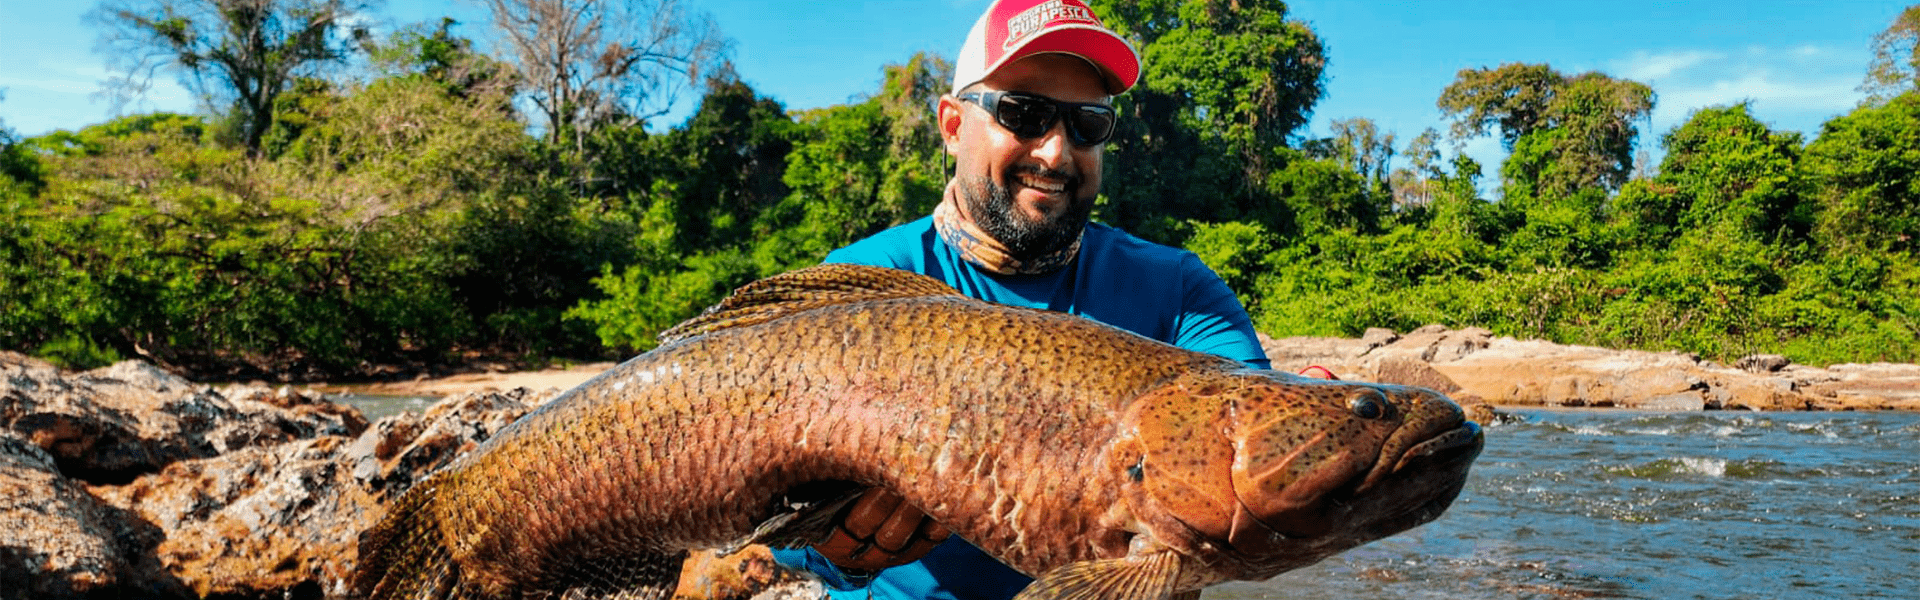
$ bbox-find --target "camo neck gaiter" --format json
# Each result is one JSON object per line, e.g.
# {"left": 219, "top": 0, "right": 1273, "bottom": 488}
{"left": 932, "top": 184, "right": 1082, "bottom": 276}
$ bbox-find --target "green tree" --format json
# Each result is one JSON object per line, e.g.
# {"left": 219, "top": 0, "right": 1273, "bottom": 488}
{"left": 1264, "top": 154, "right": 1378, "bottom": 235}
{"left": 1305, "top": 117, "right": 1396, "bottom": 198}
{"left": 365, "top": 17, "right": 516, "bottom": 99}
{"left": 477, "top": 0, "right": 727, "bottom": 145}
{"left": 1862, "top": 5, "right": 1920, "bottom": 104}
{"left": 626, "top": 76, "right": 793, "bottom": 252}
{"left": 1612, "top": 103, "right": 1809, "bottom": 250}
{"left": 0, "top": 91, "right": 43, "bottom": 192}
{"left": 1086, "top": 0, "right": 1328, "bottom": 240}
{"left": 1438, "top": 63, "right": 1653, "bottom": 199}
{"left": 90, "top": 0, "right": 379, "bottom": 153}
{"left": 763, "top": 53, "right": 950, "bottom": 260}
{"left": 569, "top": 54, "right": 949, "bottom": 351}
{"left": 1803, "top": 92, "right": 1920, "bottom": 254}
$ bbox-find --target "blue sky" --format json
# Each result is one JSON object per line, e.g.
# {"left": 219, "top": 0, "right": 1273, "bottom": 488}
{"left": 0, "top": 0, "right": 1904, "bottom": 174}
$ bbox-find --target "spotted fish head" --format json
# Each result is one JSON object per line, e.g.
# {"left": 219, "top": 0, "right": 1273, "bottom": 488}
{"left": 1117, "top": 369, "right": 1482, "bottom": 580}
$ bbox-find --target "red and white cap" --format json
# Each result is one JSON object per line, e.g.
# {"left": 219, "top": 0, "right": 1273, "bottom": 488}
{"left": 951, "top": 0, "right": 1142, "bottom": 95}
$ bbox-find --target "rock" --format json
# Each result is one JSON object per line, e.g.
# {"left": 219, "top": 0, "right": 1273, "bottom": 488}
{"left": 1410, "top": 324, "right": 1449, "bottom": 335}
{"left": 91, "top": 437, "right": 365, "bottom": 599}
{"left": 1259, "top": 334, "right": 1378, "bottom": 373}
{"left": 1799, "top": 363, "right": 1920, "bottom": 410}
{"left": 4, "top": 354, "right": 547, "bottom": 599}
{"left": 0, "top": 431, "right": 189, "bottom": 599}
{"left": 1429, "top": 327, "right": 1494, "bottom": 363}
{"left": 1462, "top": 403, "right": 1523, "bottom": 427}
{"left": 1612, "top": 370, "right": 1707, "bottom": 409}
{"left": 1259, "top": 329, "right": 1917, "bottom": 411}
{"left": 2, "top": 359, "right": 367, "bottom": 484}
{"left": 347, "top": 389, "right": 540, "bottom": 496}
{"left": 1640, "top": 391, "right": 1708, "bottom": 411}
{"left": 1463, "top": 402, "right": 1497, "bottom": 426}
{"left": 1363, "top": 326, "right": 1492, "bottom": 365}
{"left": 85, "top": 389, "right": 539, "bottom": 599}
{"left": 1736, "top": 354, "right": 1791, "bottom": 373}
{"left": 674, "top": 546, "right": 816, "bottom": 600}
{"left": 1371, "top": 356, "right": 1462, "bottom": 394}
{"left": 1710, "top": 377, "right": 1811, "bottom": 411}
{"left": 1359, "top": 328, "right": 1400, "bottom": 348}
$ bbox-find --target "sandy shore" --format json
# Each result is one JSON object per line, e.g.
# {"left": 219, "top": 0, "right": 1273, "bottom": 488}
{"left": 317, "top": 362, "right": 619, "bottom": 397}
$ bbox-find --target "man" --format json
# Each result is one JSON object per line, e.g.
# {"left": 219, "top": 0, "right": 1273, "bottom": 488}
{"left": 770, "top": 1, "right": 1271, "bottom": 599}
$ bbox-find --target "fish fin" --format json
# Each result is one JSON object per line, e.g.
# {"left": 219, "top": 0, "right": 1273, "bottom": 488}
{"left": 1012, "top": 551, "right": 1187, "bottom": 600}
{"left": 735, "top": 483, "right": 866, "bottom": 553}
{"left": 543, "top": 548, "right": 689, "bottom": 600}
{"left": 659, "top": 264, "right": 962, "bottom": 344}
{"left": 355, "top": 474, "right": 463, "bottom": 600}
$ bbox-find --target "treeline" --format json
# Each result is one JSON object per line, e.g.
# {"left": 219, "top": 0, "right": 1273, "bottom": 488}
{"left": 1, "top": 0, "right": 1916, "bottom": 379}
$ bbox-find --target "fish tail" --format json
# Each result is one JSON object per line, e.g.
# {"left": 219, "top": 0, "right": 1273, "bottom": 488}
{"left": 356, "top": 477, "right": 465, "bottom": 600}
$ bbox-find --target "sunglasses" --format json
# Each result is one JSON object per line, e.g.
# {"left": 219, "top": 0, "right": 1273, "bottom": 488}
{"left": 956, "top": 90, "right": 1118, "bottom": 147}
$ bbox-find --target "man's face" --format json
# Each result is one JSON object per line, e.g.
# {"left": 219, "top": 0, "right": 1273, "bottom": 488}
{"left": 941, "top": 53, "right": 1108, "bottom": 259}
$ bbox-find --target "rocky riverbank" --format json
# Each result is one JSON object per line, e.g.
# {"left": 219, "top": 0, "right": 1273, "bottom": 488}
{"left": 335, "top": 327, "right": 1920, "bottom": 413}
{"left": 5, "top": 325, "right": 1917, "bottom": 598}
{"left": 1260, "top": 326, "right": 1920, "bottom": 411}
{"left": 1, "top": 352, "right": 797, "bottom": 600}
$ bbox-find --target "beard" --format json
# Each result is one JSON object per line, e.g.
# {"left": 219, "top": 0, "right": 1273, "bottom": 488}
{"left": 962, "top": 168, "right": 1096, "bottom": 260}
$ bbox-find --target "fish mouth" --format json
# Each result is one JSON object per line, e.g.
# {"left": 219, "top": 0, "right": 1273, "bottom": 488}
{"left": 1231, "top": 421, "right": 1484, "bottom": 551}
{"left": 1394, "top": 421, "right": 1484, "bottom": 474}
{"left": 1348, "top": 420, "right": 1484, "bottom": 537}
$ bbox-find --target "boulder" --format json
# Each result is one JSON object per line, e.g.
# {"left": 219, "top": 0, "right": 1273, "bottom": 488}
{"left": 91, "top": 437, "right": 364, "bottom": 599}
{"left": 3, "top": 353, "right": 550, "bottom": 599}
{"left": 1259, "top": 326, "right": 1918, "bottom": 411}
{"left": 1259, "top": 333, "right": 1379, "bottom": 372}
{"left": 1359, "top": 328, "right": 1401, "bottom": 348}
{"left": 1369, "top": 356, "right": 1463, "bottom": 394}
{"left": 1, "top": 431, "right": 191, "bottom": 599}
{"left": 1708, "top": 376, "right": 1812, "bottom": 411}
{"left": 2, "top": 358, "right": 366, "bottom": 484}
{"left": 88, "top": 389, "right": 541, "bottom": 599}
{"left": 1736, "top": 354, "right": 1791, "bottom": 373}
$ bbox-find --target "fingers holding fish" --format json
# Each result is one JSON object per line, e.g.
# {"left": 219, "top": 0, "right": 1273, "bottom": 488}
{"left": 815, "top": 488, "right": 953, "bottom": 571}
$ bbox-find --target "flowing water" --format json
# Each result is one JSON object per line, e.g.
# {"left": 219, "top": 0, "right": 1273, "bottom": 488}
{"left": 1212, "top": 409, "right": 1920, "bottom": 600}
{"left": 336, "top": 393, "right": 1918, "bottom": 600}
{"left": 335, "top": 393, "right": 442, "bottom": 421}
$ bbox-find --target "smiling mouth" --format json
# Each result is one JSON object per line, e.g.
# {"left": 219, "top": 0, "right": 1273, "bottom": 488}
{"left": 1016, "top": 173, "right": 1068, "bottom": 194}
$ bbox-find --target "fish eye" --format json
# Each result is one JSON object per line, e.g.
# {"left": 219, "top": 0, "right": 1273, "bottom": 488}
{"left": 1348, "top": 391, "right": 1391, "bottom": 420}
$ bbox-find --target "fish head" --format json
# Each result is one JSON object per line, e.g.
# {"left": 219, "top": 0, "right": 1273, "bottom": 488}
{"left": 1118, "top": 370, "right": 1482, "bottom": 580}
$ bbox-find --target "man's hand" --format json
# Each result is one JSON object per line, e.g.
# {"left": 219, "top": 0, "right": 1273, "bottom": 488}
{"left": 813, "top": 488, "right": 951, "bottom": 572}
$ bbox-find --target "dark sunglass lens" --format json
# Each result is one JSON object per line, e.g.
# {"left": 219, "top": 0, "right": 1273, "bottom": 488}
{"left": 995, "top": 94, "right": 1059, "bottom": 138}
{"left": 1069, "top": 107, "right": 1116, "bottom": 145}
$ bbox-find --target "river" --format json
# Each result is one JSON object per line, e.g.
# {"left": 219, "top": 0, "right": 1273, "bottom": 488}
{"left": 336, "top": 395, "right": 1918, "bottom": 600}
{"left": 1212, "top": 409, "right": 1919, "bottom": 600}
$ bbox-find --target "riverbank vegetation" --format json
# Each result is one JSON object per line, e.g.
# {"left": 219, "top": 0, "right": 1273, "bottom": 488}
{"left": 3, "top": 0, "right": 1917, "bottom": 379}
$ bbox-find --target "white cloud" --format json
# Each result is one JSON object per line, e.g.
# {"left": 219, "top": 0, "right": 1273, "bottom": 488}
{"left": 1, "top": 58, "right": 197, "bottom": 135}
{"left": 1610, "top": 44, "right": 1868, "bottom": 139}
{"left": 1658, "top": 72, "right": 1858, "bottom": 114}
{"left": 1615, "top": 50, "right": 1725, "bottom": 81}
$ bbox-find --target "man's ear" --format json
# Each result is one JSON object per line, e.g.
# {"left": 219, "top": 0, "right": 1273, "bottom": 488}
{"left": 937, "top": 95, "right": 965, "bottom": 156}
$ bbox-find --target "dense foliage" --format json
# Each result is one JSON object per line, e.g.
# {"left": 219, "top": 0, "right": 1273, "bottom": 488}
{"left": 3, "top": 0, "right": 1916, "bottom": 376}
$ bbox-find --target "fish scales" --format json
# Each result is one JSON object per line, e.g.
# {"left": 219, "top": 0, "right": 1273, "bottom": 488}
{"left": 356, "top": 264, "right": 1483, "bottom": 600}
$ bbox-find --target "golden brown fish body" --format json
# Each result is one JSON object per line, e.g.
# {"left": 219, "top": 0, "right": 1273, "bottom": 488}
{"left": 356, "top": 265, "right": 1482, "bottom": 600}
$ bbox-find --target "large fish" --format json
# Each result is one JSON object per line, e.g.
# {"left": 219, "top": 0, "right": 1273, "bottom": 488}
{"left": 355, "top": 264, "right": 1483, "bottom": 600}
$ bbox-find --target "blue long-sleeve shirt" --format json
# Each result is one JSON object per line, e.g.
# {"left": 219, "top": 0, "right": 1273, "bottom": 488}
{"left": 772, "top": 216, "right": 1270, "bottom": 600}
